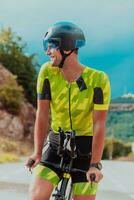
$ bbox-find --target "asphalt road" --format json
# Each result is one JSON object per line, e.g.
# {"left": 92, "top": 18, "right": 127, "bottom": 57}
{"left": 0, "top": 160, "right": 134, "bottom": 200}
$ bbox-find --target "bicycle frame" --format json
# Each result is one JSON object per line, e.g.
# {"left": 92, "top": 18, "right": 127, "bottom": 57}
{"left": 49, "top": 128, "right": 95, "bottom": 200}
{"left": 50, "top": 128, "right": 76, "bottom": 200}
{"left": 51, "top": 172, "right": 73, "bottom": 200}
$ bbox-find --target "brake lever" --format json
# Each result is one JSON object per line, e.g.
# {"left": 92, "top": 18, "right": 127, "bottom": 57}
{"left": 27, "top": 159, "right": 35, "bottom": 174}
{"left": 90, "top": 173, "right": 96, "bottom": 188}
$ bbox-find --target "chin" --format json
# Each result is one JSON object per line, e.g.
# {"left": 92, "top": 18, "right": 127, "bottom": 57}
{"left": 51, "top": 60, "right": 60, "bottom": 67}
{"left": 51, "top": 62, "right": 57, "bottom": 67}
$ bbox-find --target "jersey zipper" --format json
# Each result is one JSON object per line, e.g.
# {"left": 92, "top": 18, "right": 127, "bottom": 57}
{"left": 68, "top": 84, "right": 73, "bottom": 130}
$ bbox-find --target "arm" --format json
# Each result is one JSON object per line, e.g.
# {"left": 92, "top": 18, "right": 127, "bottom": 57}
{"left": 26, "top": 99, "right": 50, "bottom": 167}
{"left": 34, "top": 99, "right": 50, "bottom": 157}
{"left": 25, "top": 63, "right": 51, "bottom": 168}
{"left": 86, "top": 110, "right": 108, "bottom": 182}
{"left": 91, "top": 110, "right": 108, "bottom": 163}
{"left": 86, "top": 71, "right": 110, "bottom": 182}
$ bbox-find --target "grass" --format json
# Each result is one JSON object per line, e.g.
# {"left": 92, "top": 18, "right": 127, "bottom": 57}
{"left": 117, "top": 153, "right": 134, "bottom": 162}
{"left": 0, "top": 153, "right": 19, "bottom": 163}
{"left": 0, "top": 136, "right": 33, "bottom": 163}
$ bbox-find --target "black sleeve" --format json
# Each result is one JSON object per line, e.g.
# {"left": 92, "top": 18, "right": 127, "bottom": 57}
{"left": 93, "top": 87, "right": 103, "bottom": 104}
{"left": 37, "top": 78, "right": 51, "bottom": 100}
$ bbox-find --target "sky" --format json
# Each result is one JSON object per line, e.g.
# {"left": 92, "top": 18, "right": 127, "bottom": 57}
{"left": 0, "top": 0, "right": 134, "bottom": 98}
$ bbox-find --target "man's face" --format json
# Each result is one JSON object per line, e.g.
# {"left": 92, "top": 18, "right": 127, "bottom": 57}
{"left": 45, "top": 43, "right": 62, "bottom": 66}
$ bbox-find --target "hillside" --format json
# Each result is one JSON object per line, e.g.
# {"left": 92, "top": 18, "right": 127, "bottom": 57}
{"left": 106, "top": 111, "right": 134, "bottom": 141}
{"left": 110, "top": 94, "right": 134, "bottom": 112}
{"left": 108, "top": 95, "right": 134, "bottom": 141}
{"left": 0, "top": 64, "right": 36, "bottom": 140}
{"left": 111, "top": 94, "right": 134, "bottom": 104}
{"left": 110, "top": 103, "right": 134, "bottom": 112}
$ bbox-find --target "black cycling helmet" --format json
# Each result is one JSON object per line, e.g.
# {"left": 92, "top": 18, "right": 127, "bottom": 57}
{"left": 43, "top": 22, "right": 85, "bottom": 68}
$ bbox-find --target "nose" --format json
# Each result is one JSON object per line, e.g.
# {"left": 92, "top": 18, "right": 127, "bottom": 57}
{"left": 45, "top": 47, "right": 51, "bottom": 55}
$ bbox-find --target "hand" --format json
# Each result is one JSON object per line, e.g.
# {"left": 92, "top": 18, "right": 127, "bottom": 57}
{"left": 86, "top": 167, "right": 103, "bottom": 183}
{"left": 25, "top": 153, "right": 41, "bottom": 169}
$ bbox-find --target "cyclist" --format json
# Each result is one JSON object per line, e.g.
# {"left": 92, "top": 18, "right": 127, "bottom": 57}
{"left": 26, "top": 21, "right": 111, "bottom": 200}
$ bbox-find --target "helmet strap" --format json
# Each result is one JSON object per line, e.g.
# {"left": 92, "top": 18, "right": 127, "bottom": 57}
{"left": 59, "top": 49, "right": 74, "bottom": 68}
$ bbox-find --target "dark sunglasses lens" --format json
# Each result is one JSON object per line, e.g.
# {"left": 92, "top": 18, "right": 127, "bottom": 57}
{"left": 43, "top": 38, "right": 61, "bottom": 51}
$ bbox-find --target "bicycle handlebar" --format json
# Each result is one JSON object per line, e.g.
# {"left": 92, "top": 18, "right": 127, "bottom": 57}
{"left": 27, "top": 159, "right": 35, "bottom": 168}
{"left": 42, "top": 161, "right": 96, "bottom": 182}
{"left": 27, "top": 128, "right": 96, "bottom": 182}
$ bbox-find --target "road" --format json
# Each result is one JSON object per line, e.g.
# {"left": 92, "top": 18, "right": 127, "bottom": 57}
{"left": 0, "top": 160, "right": 134, "bottom": 200}
{"left": 98, "top": 160, "right": 134, "bottom": 200}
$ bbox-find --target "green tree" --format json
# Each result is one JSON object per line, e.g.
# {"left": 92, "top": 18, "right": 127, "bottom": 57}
{"left": 106, "top": 111, "right": 134, "bottom": 141}
{"left": 0, "top": 27, "right": 39, "bottom": 106}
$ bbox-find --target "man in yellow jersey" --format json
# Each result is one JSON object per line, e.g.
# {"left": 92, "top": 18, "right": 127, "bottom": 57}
{"left": 26, "top": 22, "right": 111, "bottom": 200}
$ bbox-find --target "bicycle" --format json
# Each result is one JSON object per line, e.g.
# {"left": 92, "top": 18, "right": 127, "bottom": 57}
{"left": 28, "top": 128, "right": 96, "bottom": 200}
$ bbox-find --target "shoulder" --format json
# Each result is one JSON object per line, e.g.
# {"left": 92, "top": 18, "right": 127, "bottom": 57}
{"left": 38, "top": 62, "right": 60, "bottom": 78}
{"left": 86, "top": 66, "right": 109, "bottom": 84}
{"left": 39, "top": 62, "right": 52, "bottom": 73}
{"left": 86, "top": 66, "right": 107, "bottom": 77}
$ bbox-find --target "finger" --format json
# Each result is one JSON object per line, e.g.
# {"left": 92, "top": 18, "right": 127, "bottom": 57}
{"left": 25, "top": 159, "right": 31, "bottom": 168}
{"left": 86, "top": 172, "right": 91, "bottom": 182}
{"left": 86, "top": 172, "right": 96, "bottom": 182}
{"left": 98, "top": 173, "right": 103, "bottom": 182}
{"left": 32, "top": 158, "right": 40, "bottom": 168}
{"left": 25, "top": 158, "right": 33, "bottom": 168}
{"left": 90, "top": 173, "right": 96, "bottom": 182}
{"left": 95, "top": 173, "right": 103, "bottom": 182}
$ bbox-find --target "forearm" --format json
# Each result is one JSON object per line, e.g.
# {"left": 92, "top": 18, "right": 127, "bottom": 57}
{"left": 34, "top": 109, "right": 49, "bottom": 156}
{"left": 91, "top": 123, "right": 105, "bottom": 163}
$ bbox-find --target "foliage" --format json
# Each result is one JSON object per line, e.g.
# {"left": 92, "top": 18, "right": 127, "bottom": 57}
{"left": 0, "top": 153, "right": 19, "bottom": 163}
{"left": 103, "top": 137, "right": 132, "bottom": 159}
{"left": 0, "top": 27, "right": 39, "bottom": 106}
{"left": 106, "top": 111, "right": 134, "bottom": 142}
{"left": 0, "top": 137, "right": 33, "bottom": 163}
{"left": 0, "top": 84, "right": 24, "bottom": 115}
{"left": 0, "top": 137, "right": 19, "bottom": 152}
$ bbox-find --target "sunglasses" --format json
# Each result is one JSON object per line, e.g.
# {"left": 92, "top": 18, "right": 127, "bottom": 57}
{"left": 43, "top": 38, "right": 61, "bottom": 51}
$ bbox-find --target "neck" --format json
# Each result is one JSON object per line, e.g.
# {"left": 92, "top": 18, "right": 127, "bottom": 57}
{"left": 60, "top": 57, "right": 84, "bottom": 83}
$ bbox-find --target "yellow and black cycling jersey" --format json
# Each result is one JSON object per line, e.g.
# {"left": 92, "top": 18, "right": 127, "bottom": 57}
{"left": 37, "top": 62, "right": 111, "bottom": 136}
